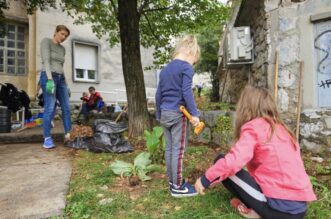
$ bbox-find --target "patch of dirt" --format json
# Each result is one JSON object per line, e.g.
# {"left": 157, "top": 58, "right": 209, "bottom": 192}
{"left": 107, "top": 172, "right": 167, "bottom": 199}
{"left": 129, "top": 176, "right": 140, "bottom": 187}
{"left": 187, "top": 163, "right": 209, "bottom": 183}
{"left": 109, "top": 177, "right": 144, "bottom": 192}
{"left": 128, "top": 138, "right": 146, "bottom": 150}
{"left": 185, "top": 147, "right": 219, "bottom": 183}
{"left": 149, "top": 172, "right": 166, "bottom": 180}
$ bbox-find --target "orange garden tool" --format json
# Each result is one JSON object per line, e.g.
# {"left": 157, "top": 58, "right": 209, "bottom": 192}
{"left": 179, "top": 106, "right": 205, "bottom": 135}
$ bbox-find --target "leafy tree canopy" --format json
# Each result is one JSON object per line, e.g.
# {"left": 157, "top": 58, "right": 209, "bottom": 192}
{"left": 0, "top": 0, "right": 56, "bottom": 17}
{"left": 62, "top": 0, "right": 229, "bottom": 67}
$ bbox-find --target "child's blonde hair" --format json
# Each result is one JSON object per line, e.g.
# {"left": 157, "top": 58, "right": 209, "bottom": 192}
{"left": 234, "top": 85, "right": 296, "bottom": 145}
{"left": 82, "top": 92, "right": 88, "bottom": 97}
{"left": 172, "top": 35, "right": 201, "bottom": 63}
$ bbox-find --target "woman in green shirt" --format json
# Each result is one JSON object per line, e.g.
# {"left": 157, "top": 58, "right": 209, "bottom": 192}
{"left": 40, "top": 25, "right": 72, "bottom": 149}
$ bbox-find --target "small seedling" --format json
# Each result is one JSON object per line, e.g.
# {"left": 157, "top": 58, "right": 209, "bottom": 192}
{"left": 110, "top": 152, "right": 159, "bottom": 185}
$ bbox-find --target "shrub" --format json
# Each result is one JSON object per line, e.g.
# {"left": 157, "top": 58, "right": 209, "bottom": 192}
{"left": 215, "top": 115, "right": 233, "bottom": 146}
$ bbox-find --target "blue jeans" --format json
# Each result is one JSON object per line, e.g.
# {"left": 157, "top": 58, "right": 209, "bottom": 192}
{"left": 40, "top": 71, "right": 72, "bottom": 138}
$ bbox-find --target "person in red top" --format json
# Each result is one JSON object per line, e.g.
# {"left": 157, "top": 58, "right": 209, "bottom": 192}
{"left": 195, "top": 85, "right": 316, "bottom": 219}
{"left": 80, "top": 91, "right": 89, "bottom": 103}
{"left": 80, "top": 86, "right": 103, "bottom": 117}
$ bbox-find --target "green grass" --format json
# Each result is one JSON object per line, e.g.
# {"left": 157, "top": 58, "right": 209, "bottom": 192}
{"left": 64, "top": 146, "right": 330, "bottom": 219}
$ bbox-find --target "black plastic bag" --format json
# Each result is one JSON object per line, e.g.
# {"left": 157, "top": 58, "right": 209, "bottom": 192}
{"left": 66, "top": 119, "right": 133, "bottom": 153}
{"left": 93, "top": 119, "right": 128, "bottom": 134}
{"left": 89, "top": 132, "right": 134, "bottom": 153}
{"left": 0, "top": 83, "right": 22, "bottom": 112}
{"left": 64, "top": 136, "right": 94, "bottom": 149}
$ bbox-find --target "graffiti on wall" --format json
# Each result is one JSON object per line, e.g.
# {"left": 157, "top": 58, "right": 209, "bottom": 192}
{"left": 314, "top": 21, "right": 331, "bottom": 107}
{"left": 318, "top": 79, "right": 331, "bottom": 89}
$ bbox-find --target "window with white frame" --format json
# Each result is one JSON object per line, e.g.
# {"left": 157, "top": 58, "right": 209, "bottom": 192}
{"left": 0, "top": 22, "right": 27, "bottom": 75}
{"left": 73, "top": 41, "right": 99, "bottom": 82}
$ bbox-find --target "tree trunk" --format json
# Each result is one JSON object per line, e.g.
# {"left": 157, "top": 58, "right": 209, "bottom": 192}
{"left": 118, "top": 0, "right": 150, "bottom": 138}
{"left": 210, "top": 70, "right": 220, "bottom": 102}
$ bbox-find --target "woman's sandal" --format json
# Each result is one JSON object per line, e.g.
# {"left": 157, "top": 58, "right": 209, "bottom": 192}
{"left": 230, "top": 198, "right": 261, "bottom": 219}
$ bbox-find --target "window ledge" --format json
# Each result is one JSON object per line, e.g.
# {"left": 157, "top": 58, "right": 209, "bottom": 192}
{"left": 310, "top": 11, "right": 331, "bottom": 23}
{"left": 73, "top": 79, "right": 99, "bottom": 84}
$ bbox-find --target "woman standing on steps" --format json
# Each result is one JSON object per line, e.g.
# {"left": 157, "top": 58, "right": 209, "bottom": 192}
{"left": 40, "top": 25, "right": 72, "bottom": 149}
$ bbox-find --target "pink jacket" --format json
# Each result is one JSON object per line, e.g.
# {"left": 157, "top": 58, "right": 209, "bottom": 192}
{"left": 204, "top": 118, "right": 316, "bottom": 201}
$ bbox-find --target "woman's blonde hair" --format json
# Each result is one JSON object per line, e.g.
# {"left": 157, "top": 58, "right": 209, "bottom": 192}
{"left": 234, "top": 85, "right": 296, "bottom": 145}
{"left": 55, "top": 25, "right": 70, "bottom": 36}
{"left": 172, "top": 35, "right": 200, "bottom": 63}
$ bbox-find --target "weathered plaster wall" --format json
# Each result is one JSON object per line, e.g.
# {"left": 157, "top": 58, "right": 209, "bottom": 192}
{"left": 219, "top": 0, "right": 331, "bottom": 153}
{"left": 273, "top": 0, "right": 331, "bottom": 153}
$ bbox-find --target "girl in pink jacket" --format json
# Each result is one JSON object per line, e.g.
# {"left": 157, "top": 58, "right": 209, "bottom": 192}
{"left": 195, "top": 85, "right": 316, "bottom": 219}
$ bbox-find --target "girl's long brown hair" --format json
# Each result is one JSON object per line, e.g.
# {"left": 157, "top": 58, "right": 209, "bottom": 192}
{"left": 234, "top": 85, "right": 296, "bottom": 146}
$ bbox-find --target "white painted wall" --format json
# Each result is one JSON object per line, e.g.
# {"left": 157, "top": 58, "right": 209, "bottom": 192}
{"left": 34, "top": 7, "right": 157, "bottom": 104}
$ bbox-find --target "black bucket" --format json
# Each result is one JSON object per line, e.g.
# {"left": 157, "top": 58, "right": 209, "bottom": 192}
{"left": 0, "top": 106, "right": 11, "bottom": 133}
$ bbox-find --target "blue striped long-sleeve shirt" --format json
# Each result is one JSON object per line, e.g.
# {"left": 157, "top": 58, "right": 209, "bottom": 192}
{"left": 155, "top": 59, "right": 199, "bottom": 120}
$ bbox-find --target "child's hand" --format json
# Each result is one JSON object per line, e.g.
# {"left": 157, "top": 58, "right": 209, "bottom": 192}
{"left": 195, "top": 177, "right": 205, "bottom": 195}
{"left": 191, "top": 116, "right": 200, "bottom": 127}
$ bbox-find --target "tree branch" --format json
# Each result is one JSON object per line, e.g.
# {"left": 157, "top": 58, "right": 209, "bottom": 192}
{"left": 138, "top": 0, "right": 149, "bottom": 16}
{"left": 142, "top": 13, "right": 159, "bottom": 42}
{"left": 142, "top": 6, "right": 173, "bottom": 13}
{"left": 109, "top": 0, "right": 118, "bottom": 17}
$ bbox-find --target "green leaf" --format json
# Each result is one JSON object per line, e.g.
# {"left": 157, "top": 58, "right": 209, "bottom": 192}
{"left": 146, "top": 134, "right": 160, "bottom": 152}
{"left": 144, "top": 130, "right": 151, "bottom": 139}
{"left": 147, "top": 141, "right": 159, "bottom": 153}
{"left": 153, "top": 126, "right": 163, "bottom": 138}
{"left": 110, "top": 160, "right": 133, "bottom": 177}
{"left": 134, "top": 152, "right": 151, "bottom": 169}
{"left": 137, "top": 169, "right": 152, "bottom": 181}
{"left": 146, "top": 164, "right": 161, "bottom": 173}
{"left": 161, "top": 137, "right": 166, "bottom": 149}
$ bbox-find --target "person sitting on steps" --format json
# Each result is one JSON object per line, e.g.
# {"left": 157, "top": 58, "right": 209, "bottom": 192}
{"left": 80, "top": 86, "right": 104, "bottom": 118}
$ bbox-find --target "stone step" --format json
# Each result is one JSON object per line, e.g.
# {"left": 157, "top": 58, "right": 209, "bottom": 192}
{"left": 0, "top": 121, "right": 64, "bottom": 145}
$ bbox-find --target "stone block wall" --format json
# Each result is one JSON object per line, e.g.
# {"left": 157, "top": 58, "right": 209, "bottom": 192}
{"left": 300, "top": 109, "right": 331, "bottom": 154}
{"left": 219, "top": 0, "right": 331, "bottom": 153}
{"left": 274, "top": 3, "right": 302, "bottom": 129}
{"left": 149, "top": 110, "right": 234, "bottom": 147}
{"left": 190, "top": 111, "right": 233, "bottom": 146}
{"left": 220, "top": 0, "right": 271, "bottom": 103}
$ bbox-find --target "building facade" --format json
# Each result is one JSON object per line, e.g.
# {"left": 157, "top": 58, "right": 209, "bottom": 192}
{"left": 219, "top": 0, "right": 331, "bottom": 153}
{"left": 0, "top": 1, "right": 157, "bottom": 104}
